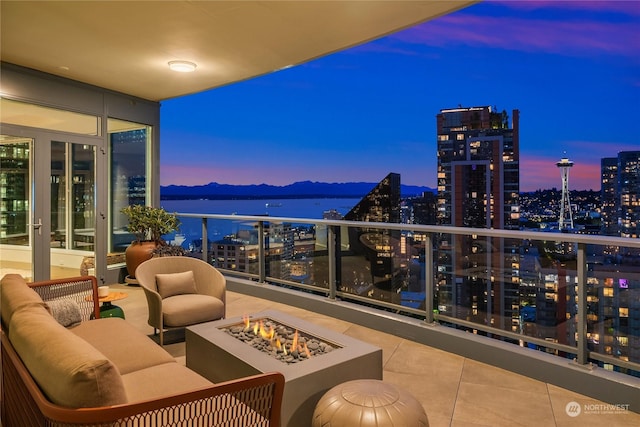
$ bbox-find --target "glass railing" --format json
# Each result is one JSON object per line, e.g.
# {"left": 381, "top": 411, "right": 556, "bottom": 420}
{"left": 170, "top": 212, "right": 640, "bottom": 377}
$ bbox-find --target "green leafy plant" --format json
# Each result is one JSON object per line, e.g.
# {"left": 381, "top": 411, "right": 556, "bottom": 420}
{"left": 151, "top": 243, "right": 187, "bottom": 257}
{"left": 121, "top": 205, "right": 180, "bottom": 244}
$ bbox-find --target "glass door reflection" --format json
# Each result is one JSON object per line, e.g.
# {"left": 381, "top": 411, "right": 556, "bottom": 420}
{"left": 50, "top": 141, "right": 96, "bottom": 279}
{"left": 0, "top": 136, "right": 33, "bottom": 279}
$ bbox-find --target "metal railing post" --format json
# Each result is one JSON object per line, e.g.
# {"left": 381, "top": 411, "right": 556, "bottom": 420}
{"left": 576, "top": 242, "right": 588, "bottom": 366}
{"left": 258, "top": 221, "right": 266, "bottom": 283}
{"left": 425, "top": 233, "right": 434, "bottom": 323}
{"left": 201, "top": 218, "right": 208, "bottom": 262}
{"left": 328, "top": 225, "right": 337, "bottom": 300}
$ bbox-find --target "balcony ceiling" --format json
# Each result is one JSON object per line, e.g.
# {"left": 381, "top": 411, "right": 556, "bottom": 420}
{"left": 1, "top": 1, "right": 475, "bottom": 102}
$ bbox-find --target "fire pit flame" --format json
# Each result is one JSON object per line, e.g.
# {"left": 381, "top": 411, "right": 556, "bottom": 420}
{"left": 265, "top": 323, "right": 275, "bottom": 340}
{"left": 226, "top": 315, "right": 338, "bottom": 364}
{"left": 303, "top": 341, "right": 311, "bottom": 358}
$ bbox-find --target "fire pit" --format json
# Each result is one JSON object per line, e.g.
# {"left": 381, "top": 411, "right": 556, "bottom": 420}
{"left": 221, "top": 315, "right": 341, "bottom": 364}
{"left": 186, "top": 310, "right": 382, "bottom": 427}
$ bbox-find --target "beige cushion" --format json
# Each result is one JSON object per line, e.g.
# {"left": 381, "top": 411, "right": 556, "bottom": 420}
{"left": 0, "top": 274, "right": 48, "bottom": 329}
{"left": 72, "top": 317, "right": 175, "bottom": 375}
{"left": 162, "top": 294, "right": 225, "bottom": 327}
{"left": 155, "top": 270, "right": 197, "bottom": 299}
{"left": 9, "top": 304, "right": 127, "bottom": 408}
{"left": 121, "top": 362, "right": 212, "bottom": 403}
{"left": 47, "top": 299, "right": 82, "bottom": 328}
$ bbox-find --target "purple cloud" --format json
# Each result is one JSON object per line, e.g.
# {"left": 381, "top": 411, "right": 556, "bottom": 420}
{"left": 390, "top": 7, "right": 639, "bottom": 60}
{"left": 494, "top": 0, "right": 640, "bottom": 16}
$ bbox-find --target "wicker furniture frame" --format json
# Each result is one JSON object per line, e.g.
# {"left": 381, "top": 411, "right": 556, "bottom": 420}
{"left": 0, "top": 275, "right": 284, "bottom": 427}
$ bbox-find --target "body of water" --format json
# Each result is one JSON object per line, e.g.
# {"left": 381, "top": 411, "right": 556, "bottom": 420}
{"left": 160, "top": 198, "right": 360, "bottom": 245}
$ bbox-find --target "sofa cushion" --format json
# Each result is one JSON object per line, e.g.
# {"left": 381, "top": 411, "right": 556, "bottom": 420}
{"left": 0, "top": 274, "right": 49, "bottom": 329}
{"left": 155, "top": 270, "right": 197, "bottom": 299}
{"left": 162, "top": 294, "right": 225, "bottom": 327}
{"left": 72, "top": 317, "right": 175, "bottom": 375}
{"left": 121, "top": 362, "right": 213, "bottom": 403}
{"left": 47, "top": 299, "right": 83, "bottom": 328}
{"left": 9, "top": 304, "right": 127, "bottom": 408}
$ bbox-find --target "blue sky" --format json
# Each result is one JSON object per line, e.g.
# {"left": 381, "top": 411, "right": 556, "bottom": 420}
{"left": 160, "top": 1, "right": 639, "bottom": 192}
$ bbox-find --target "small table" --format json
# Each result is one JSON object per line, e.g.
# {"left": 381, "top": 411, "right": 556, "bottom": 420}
{"left": 86, "top": 291, "right": 128, "bottom": 319}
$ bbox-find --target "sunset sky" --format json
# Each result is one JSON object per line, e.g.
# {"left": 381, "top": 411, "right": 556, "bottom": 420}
{"left": 160, "top": 1, "right": 640, "bottom": 192}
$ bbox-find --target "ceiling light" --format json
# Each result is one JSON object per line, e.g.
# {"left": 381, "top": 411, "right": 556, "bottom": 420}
{"left": 168, "top": 60, "right": 197, "bottom": 73}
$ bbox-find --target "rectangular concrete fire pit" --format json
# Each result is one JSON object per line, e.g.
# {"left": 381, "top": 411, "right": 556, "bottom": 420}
{"left": 186, "top": 309, "right": 382, "bottom": 427}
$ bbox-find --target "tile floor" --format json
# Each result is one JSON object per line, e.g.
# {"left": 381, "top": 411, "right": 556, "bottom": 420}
{"left": 110, "top": 283, "right": 639, "bottom": 427}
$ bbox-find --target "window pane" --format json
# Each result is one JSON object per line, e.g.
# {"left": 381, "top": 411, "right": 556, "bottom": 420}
{"left": 0, "top": 98, "right": 100, "bottom": 136}
{"left": 0, "top": 138, "right": 30, "bottom": 245}
{"left": 109, "top": 119, "right": 150, "bottom": 252}
{"left": 71, "top": 144, "right": 95, "bottom": 250}
{"left": 51, "top": 141, "right": 66, "bottom": 247}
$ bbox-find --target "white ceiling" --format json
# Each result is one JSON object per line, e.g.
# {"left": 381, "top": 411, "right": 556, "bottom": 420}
{"left": 1, "top": 1, "right": 476, "bottom": 102}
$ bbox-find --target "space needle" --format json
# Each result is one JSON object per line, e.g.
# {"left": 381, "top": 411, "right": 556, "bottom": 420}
{"left": 556, "top": 156, "right": 574, "bottom": 231}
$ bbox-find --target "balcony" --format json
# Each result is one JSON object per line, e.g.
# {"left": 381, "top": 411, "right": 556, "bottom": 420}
{"left": 2, "top": 210, "right": 639, "bottom": 423}
{"left": 110, "top": 282, "right": 638, "bottom": 426}
{"left": 150, "top": 211, "right": 640, "bottom": 416}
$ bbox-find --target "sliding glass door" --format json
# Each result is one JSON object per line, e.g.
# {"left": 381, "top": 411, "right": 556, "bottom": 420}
{"left": 0, "top": 129, "right": 97, "bottom": 281}
{"left": 0, "top": 136, "right": 33, "bottom": 279}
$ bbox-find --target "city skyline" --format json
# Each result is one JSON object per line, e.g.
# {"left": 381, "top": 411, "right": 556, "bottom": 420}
{"left": 160, "top": 1, "right": 640, "bottom": 192}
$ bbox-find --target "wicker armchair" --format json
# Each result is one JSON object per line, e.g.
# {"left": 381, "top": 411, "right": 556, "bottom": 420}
{"left": 135, "top": 256, "right": 226, "bottom": 345}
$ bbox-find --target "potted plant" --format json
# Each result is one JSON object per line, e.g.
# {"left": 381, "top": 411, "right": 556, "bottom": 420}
{"left": 121, "top": 205, "right": 180, "bottom": 278}
{"left": 151, "top": 243, "right": 187, "bottom": 257}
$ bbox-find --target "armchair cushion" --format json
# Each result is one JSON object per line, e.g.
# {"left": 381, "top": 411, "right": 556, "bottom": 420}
{"left": 155, "top": 270, "right": 197, "bottom": 299}
{"left": 162, "top": 294, "right": 225, "bottom": 327}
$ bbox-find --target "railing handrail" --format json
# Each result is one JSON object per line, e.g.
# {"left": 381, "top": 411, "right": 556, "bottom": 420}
{"left": 176, "top": 210, "right": 640, "bottom": 378}
{"left": 176, "top": 212, "right": 640, "bottom": 248}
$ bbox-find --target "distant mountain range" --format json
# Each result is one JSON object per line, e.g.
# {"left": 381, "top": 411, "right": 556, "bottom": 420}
{"left": 161, "top": 181, "right": 435, "bottom": 200}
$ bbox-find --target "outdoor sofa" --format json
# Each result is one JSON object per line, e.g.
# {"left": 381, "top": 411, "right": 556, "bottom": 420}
{"left": 0, "top": 274, "right": 284, "bottom": 426}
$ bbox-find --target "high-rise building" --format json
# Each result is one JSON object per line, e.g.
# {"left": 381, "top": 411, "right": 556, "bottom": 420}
{"left": 601, "top": 151, "right": 640, "bottom": 238}
{"left": 601, "top": 157, "right": 619, "bottom": 236}
{"left": 618, "top": 151, "right": 640, "bottom": 239}
{"left": 435, "top": 106, "right": 520, "bottom": 332}
{"left": 344, "top": 172, "right": 401, "bottom": 224}
{"left": 340, "top": 173, "right": 404, "bottom": 293}
{"left": 405, "top": 191, "right": 437, "bottom": 225}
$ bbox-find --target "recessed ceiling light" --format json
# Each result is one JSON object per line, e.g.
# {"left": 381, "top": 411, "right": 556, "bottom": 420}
{"left": 168, "top": 60, "right": 197, "bottom": 73}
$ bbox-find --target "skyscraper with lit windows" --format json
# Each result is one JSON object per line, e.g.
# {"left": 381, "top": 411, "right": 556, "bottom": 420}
{"left": 601, "top": 151, "right": 640, "bottom": 238}
{"left": 618, "top": 151, "right": 640, "bottom": 239}
{"left": 435, "top": 106, "right": 520, "bottom": 332}
{"left": 343, "top": 173, "right": 402, "bottom": 291}
{"left": 601, "top": 157, "right": 619, "bottom": 236}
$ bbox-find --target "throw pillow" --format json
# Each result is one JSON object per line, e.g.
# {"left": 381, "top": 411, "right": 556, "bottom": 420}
{"left": 156, "top": 270, "right": 197, "bottom": 299}
{"left": 47, "top": 299, "right": 83, "bottom": 327}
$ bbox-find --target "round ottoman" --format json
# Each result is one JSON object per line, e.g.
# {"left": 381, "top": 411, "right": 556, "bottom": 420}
{"left": 312, "top": 379, "right": 429, "bottom": 426}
